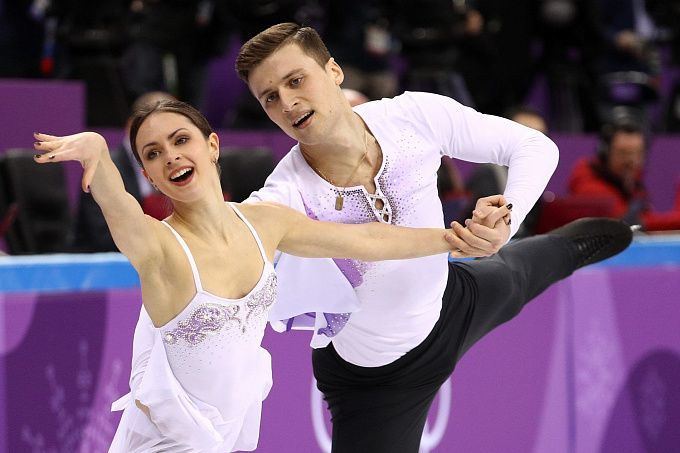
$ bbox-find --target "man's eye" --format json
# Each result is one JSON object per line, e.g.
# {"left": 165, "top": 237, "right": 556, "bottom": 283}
{"left": 265, "top": 93, "right": 278, "bottom": 103}
{"left": 291, "top": 77, "right": 302, "bottom": 86}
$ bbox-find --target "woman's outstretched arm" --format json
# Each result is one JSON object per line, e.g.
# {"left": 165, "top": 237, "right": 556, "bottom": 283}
{"left": 248, "top": 202, "right": 511, "bottom": 261}
{"left": 34, "top": 132, "right": 161, "bottom": 266}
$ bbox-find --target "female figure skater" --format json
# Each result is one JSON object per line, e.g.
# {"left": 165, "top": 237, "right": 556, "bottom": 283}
{"left": 33, "top": 100, "right": 484, "bottom": 452}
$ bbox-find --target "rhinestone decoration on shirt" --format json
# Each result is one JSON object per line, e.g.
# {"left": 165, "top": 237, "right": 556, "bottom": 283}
{"left": 367, "top": 189, "right": 392, "bottom": 224}
{"left": 332, "top": 155, "right": 395, "bottom": 224}
{"left": 375, "top": 154, "right": 411, "bottom": 225}
{"left": 317, "top": 312, "right": 351, "bottom": 337}
{"left": 163, "top": 273, "right": 277, "bottom": 346}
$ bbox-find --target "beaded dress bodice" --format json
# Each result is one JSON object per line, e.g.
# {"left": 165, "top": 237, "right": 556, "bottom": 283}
{"left": 158, "top": 205, "right": 276, "bottom": 414}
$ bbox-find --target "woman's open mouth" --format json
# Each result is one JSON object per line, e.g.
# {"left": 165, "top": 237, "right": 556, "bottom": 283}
{"left": 169, "top": 167, "right": 194, "bottom": 185}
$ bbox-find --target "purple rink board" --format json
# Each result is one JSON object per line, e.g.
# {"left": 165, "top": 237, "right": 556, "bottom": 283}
{"left": 1, "top": 241, "right": 680, "bottom": 452}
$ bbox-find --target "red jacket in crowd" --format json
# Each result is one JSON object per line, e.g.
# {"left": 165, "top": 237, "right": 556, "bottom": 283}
{"left": 568, "top": 158, "right": 680, "bottom": 231}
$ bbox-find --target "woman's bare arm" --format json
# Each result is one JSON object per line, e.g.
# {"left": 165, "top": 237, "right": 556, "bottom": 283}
{"left": 250, "top": 202, "right": 509, "bottom": 261}
{"left": 34, "top": 132, "right": 161, "bottom": 267}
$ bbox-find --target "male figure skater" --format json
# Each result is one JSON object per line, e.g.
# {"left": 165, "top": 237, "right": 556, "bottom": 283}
{"left": 235, "top": 23, "right": 633, "bottom": 452}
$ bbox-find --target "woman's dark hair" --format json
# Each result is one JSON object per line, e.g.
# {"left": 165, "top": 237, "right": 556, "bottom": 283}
{"left": 129, "top": 99, "right": 215, "bottom": 167}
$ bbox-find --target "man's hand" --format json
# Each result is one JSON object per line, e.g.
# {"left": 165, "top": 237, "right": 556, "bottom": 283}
{"left": 446, "top": 195, "right": 512, "bottom": 258}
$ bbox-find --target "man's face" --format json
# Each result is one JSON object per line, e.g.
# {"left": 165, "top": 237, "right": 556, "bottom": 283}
{"left": 247, "top": 44, "right": 344, "bottom": 145}
{"left": 607, "top": 131, "right": 645, "bottom": 182}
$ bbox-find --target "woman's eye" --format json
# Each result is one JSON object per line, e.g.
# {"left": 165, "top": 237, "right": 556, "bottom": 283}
{"left": 291, "top": 77, "right": 302, "bottom": 86}
{"left": 265, "top": 93, "right": 278, "bottom": 103}
{"left": 176, "top": 136, "right": 188, "bottom": 145}
{"left": 146, "top": 150, "right": 159, "bottom": 159}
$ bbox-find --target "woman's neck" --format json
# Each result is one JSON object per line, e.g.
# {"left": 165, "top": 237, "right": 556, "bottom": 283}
{"left": 169, "top": 190, "right": 228, "bottom": 237}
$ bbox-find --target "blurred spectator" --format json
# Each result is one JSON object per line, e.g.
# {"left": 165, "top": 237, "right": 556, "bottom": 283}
{"left": 0, "top": 0, "right": 44, "bottom": 77}
{"left": 595, "top": 0, "right": 660, "bottom": 131}
{"left": 71, "top": 91, "right": 175, "bottom": 252}
{"left": 390, "top": 0, "right": 476, "bottom": 105}
{"left": 454, "top": 0, "right": 540, "bottom": 115}
{"left": 461, "top": 105, "right": 548, "bottom": 236}
{"left": 230, "top": 0, "right": 312, "bottom": 41}
{"left": 45, "top": 0, "right": 130, "bottom": 126}
{"left": 438, "top": 156, "right": 468, "bottom": 226}
{"left": 535, "top": 0, "right": 603, "bottom": 132}
{"left": 121, "top": 0, "right": 235, "bottom": 112}
{"left": 437, "top": 157, "right": 466, "bottom": 199}
{"left": 568, "top": 111, "right": 680, "bottom": 231}
{"left": 343, "top": 88, "right": 370, "bottom": 107}
{"left": 646, "top": 0, "right": 680, "bottom": 131}
{"left": 324, "top": 0, "right": 398, "bottom": 101}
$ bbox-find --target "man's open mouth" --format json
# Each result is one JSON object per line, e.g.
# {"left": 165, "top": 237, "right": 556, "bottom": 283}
{"left": 293, "top": 111, "right": 314, "bottom": 128}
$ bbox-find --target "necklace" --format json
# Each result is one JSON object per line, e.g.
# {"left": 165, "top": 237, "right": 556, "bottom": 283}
{"left": 302, "top": 129, "right": 370, "bottom": 211}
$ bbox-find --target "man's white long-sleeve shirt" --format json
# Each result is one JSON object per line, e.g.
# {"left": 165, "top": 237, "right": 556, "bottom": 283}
{"left": 247, "top": 92, "right": 559, "bottom": 367}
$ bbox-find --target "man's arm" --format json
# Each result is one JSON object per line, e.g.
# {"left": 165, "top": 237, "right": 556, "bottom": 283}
{"left": 406, "top": 92, "right": 559, "bottom": 239}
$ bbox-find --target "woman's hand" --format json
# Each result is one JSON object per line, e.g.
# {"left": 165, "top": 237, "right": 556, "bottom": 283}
{"left": 33, "top": 131, "right": 108, "bottom": 193}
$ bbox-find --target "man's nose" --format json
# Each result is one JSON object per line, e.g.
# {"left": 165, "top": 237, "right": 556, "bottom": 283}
{"left": 280, "top": 90, "right": 298, "bottom": 112}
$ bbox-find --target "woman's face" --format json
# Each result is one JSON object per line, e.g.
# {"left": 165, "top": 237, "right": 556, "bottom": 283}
{"left": 136, "top": 111, "right": 219, "bottom": 202}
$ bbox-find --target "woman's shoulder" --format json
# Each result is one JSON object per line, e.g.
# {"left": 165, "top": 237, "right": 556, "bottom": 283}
{"left": 232, "top": 200, "right": 304, "bottom": 234}
{"left": 232, "top": 200, "right": 289, "bottom": 218}
{"left": 132, "top": 216, "right": 185, "bottom": 273}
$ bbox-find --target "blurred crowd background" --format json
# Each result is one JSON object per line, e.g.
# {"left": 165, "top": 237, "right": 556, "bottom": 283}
{"left": 1, "top": 0, "right": 680, "bottom": 256}
{"left": 5, "top": 0, "right": 680, "bottom": 131}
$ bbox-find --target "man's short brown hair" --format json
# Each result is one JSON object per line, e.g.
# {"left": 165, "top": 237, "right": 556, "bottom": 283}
{"left": 235, "top": 23, "right": 331, "bottom": 82}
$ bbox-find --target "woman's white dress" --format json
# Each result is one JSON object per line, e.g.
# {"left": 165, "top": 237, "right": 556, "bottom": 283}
{"left": 109, "top": 204, "right": 277, "bottom": 452}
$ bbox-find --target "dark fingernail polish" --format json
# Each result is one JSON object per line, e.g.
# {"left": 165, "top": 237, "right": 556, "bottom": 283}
{"left": 508, "top": 219, "right": 512, "bottom": 225}
{"left": 506, "top": 203, "right": 513, "bottom": 210}
{"left": 34, "top": 141, "right": 41, "bottom": 146}
{"left": 49, "top": 155, "right": 55, "bottom": 159}
{"left": 34, "top": 154, "right": 42, "bottom": 158}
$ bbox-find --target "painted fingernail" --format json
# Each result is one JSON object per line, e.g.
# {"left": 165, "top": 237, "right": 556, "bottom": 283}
{"left": 34, "top": 141, "right": 41, "bottom": 146}
{"left": 34, "top": 154, "right": 42, "bottom": 159}
{"left": 506, "top": 203, "right": 513, "bottom": 210}
{"left": 465, "top": 219, "right": 471, "bottom": 227}
{"left": 508, "top": 219, "right": 512, "bottom": 225}
{"left": 49, "top": 155, "right": 55, "bottom": 160}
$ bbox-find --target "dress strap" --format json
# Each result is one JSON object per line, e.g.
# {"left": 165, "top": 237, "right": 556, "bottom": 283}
{"left": 160, "top": 221, "right": 203, "bottom": 292}
{"left": 229, "top": 203, "right": 269, "bottom": 264}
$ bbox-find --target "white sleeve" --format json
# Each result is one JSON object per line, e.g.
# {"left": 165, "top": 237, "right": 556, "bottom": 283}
{"left": 242, "top": 155, "right": 304, "bottom": 265}
{"left": 404, "top": 92, "right": 559, "bottom": 237}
